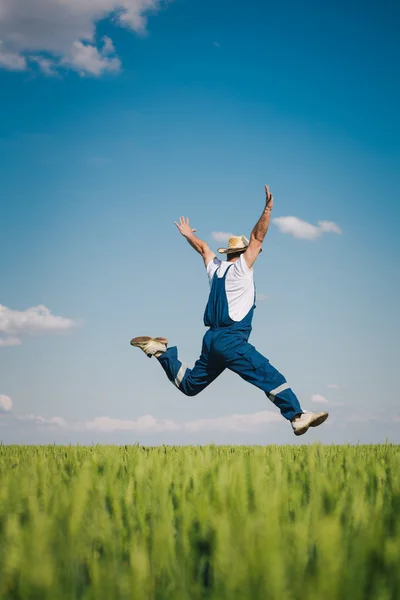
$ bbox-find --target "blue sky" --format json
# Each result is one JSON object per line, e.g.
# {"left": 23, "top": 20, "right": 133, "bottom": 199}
{"left": 0, "top": 0, "right": 399, "bottom": 444}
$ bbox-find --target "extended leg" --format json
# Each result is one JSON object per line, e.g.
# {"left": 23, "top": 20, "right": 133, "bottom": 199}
{"left": 226, "top": 342, "right": 302, "bottom": 421}
{"left": 157, "top": 341, "right": 225, "bottom": 397}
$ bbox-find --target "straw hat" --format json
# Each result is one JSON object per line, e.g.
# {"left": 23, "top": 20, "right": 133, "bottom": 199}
{"left": 217, "top": 235, "right": 250, "bottom": 255}
{"left": 218, "top": 235, "right": 263, "bottom": 255}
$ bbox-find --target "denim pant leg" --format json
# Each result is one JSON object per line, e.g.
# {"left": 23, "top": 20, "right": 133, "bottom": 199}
{"left": 225, "top": 342, "right": 303, "bottom": 421}
{"left": 157, "top": 343, "right": 225, "bottom": 398}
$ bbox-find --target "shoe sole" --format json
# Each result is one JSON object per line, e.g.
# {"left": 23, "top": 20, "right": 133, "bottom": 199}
{"left": 293, "top": 412, "right": 329, "bottom": 436}
{"left": 130, "top": 336, "right": 168, "bottom": 347}
{"left": 310, "top": 412, "right": 329, "bottom": 427}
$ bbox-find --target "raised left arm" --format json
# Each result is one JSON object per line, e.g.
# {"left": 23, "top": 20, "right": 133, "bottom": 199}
{"left": 175, "top": 216, "right": 216, "bottom": 267}
{"left": 244, "top": 185, "right": 274, "bottom": 269}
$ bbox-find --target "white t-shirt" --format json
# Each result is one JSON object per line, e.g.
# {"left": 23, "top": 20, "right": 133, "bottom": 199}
{"left": 206, "top": 254, "right": 255, "bottom": 322}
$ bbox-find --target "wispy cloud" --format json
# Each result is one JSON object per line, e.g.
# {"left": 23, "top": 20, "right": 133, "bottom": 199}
{"left": 311, "top": 394, "right": 329, "bottom": 404}
{"left": 63, "top": 37, "right": 121, "bottom": 76}
{"left": 80, "top": 411, "right": 281, "bottom": 433}
{"left": 327, "top": 384, "right": 340, "bottom": 389}
{"left": 211, "top": 231, "right": 234, "bottom": 243}
{"left": 3, "top": 396, "right": 283, "bottom": 434}
{"left": 9, "top": 410, "right": 281, "bottom": 434}
{"left": 82, "top": 415, "right": 180, "bottom": 433}
{"left": 9, "top": 405, "right": 400, "bottom": 437}
{"left": 2, "top": 406, "right": 284, "bottom": 434}
{"left": 0, "top": 395, "right": 13, "bottom": 413}
{"left": 256, "top": 293, "right": 269, "bottom": 301}
{"left": 1, "top": 397, "right": 66, "bottom": 428}
{"left": 273, "top": 216, "right": 342, "bottom": 240}
{"left": 318, "top": 221, "right": 342, "bottom": 235}
{"left": 0, "top": 337, "right": 21, "bottom": 347}
{"left": 17, "top": 414, "right": 67, "bottom": 428}
{"left": 311, "top": 393, "right": 344, "bottom": 408}
{"left": 30, "top": 56, "right": 58, "bottom": 77}
{"left": 0, "top": 305, "right": 76, "bottom": 347}
{"left": 0, "top": 46, "right": 27, "bottom": 70}
{"left": 0, "top": 0, "right": 166, "bottom": 77}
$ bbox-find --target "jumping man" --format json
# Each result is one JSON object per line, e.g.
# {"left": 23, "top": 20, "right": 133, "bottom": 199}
{"left": 131, "top": 186, "right": 329, "bottom": 436}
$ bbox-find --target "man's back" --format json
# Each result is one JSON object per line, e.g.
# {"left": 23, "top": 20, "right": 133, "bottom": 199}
{"left": 206, "top": 254, "right": 255, "bottom": 322}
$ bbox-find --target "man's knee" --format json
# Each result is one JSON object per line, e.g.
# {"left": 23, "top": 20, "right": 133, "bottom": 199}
{"left": 179, "top": 382, "right": 202, "bottom": 397}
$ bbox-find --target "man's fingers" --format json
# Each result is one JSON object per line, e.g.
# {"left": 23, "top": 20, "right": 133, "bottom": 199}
{"left": 175, "top": 217, "right": 195, "bottom": 233}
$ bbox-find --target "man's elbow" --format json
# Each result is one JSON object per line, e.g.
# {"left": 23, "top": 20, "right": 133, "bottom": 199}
{"left": 250, "top": 234, "right": 263, "bottom": 249}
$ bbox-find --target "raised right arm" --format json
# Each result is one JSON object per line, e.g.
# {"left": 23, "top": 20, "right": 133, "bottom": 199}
{"left": 175, "top": 216, "right": 216, "bottom": 267}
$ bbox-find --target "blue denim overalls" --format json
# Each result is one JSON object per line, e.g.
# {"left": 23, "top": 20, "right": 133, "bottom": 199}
{"left": 158, "top": 263, "right": 302, "bottom": 421}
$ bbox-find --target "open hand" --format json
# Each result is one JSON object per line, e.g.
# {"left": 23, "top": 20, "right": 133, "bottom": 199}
{"left": 265, "top": 185, "right": 274, "bottom": 210}
{"left": 175, "top": 216, "right": 197, "bottom": 238}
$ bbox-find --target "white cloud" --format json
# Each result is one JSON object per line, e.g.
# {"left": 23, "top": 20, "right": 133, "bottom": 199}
{"left": 83, "top": 415, "right": 180, "bottom": 433}
{"left": 318, "top": 221, "right": 342, "bottom": 235}
{"left": 211, "top": 232, "right": 234, "bottom": 243}
{"left": 0, "top": 305, "right": 76, "bottom": 347}
{"left": 272, "top": 216, "right": 342, "bottom": 240}
{"left": 0, "top": 395, "right": 13, "bottom": 413}
{"left": 0, "top": 47, "right": 27, "bottom": 70}
{"left": 6, "top": 409, "right": 284, "bottom": 435}
{"left": 78, "top": 410, "right": 281, "bottom": 433}
{"left": 0, "top": 0, "right": 165, "bottom": 76}
{"left": 31, "top": 56, "right": 57, "bottom": 76}
{"left": 256, "top": 293, "right": 268, "bottom": 301}
{"left": 18, "top": 414, "right": 67, "bottom": 428}
{"left": 311, "top": 394, "right": 329, "bottom": 404}
{"left": 273, "top": 217, "right": 319, "bottom": 240}
{"left": 327, "top": 384, "right": 340, "bottom": 389}
{"left": 0, "top": 337, "right": 21, "bottom": 347}
{"left": 310, "top": 393, "right": 345, "bottom": 409}
{"left": 64, "top": 37, "right": 121, "bottom": 76}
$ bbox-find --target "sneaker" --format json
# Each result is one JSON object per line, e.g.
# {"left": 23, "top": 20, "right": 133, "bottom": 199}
{"left": 130, "top": 336, "right": 168, "bottom": 358}
{"left": 291, "top": 411, "right": 329, "bottom": 436}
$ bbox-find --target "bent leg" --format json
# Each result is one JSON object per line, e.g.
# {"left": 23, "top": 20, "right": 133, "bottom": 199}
{"left": 226, "top": 343, "right": 302, "bottom": 421}
{"left": 157, "top": 343, "right": 225, "bottom": 397}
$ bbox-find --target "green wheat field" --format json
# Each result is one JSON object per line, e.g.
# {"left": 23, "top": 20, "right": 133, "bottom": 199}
{"left": 0, "top": 444, "right": 399, "bottom": 600}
